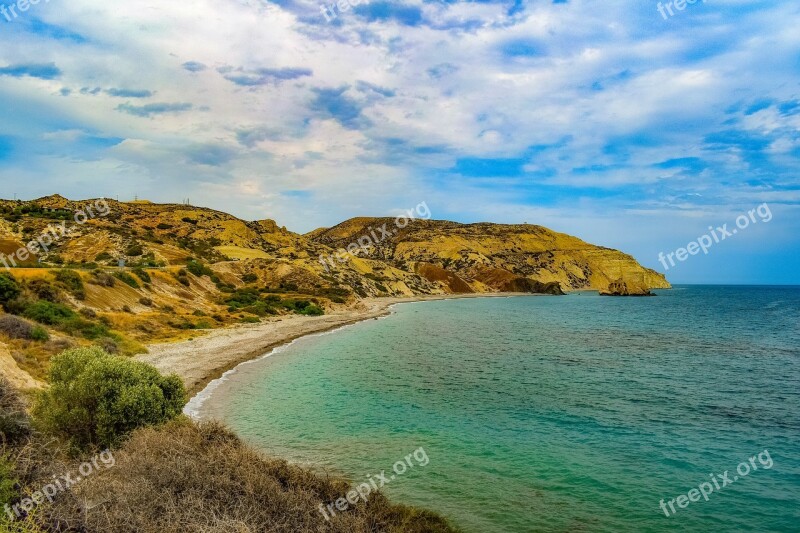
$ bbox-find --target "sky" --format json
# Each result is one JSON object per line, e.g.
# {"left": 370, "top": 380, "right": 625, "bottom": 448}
{"left": 0, "top": 0, "right": 798, "bottom": 284}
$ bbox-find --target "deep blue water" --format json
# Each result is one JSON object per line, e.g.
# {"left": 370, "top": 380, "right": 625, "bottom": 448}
{"left": 197, "top": 286, "right": 800, "bottom": 532}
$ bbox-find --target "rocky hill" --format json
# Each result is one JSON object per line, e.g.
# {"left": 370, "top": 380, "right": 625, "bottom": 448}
{"left": 0, "top": 195, "right": 668, "bottom": 381}
{"left": 309, "top": 217, "right": 670, "bottom": 294}
{"left": 0, "top": 195, "right": 669, "bottom": 299}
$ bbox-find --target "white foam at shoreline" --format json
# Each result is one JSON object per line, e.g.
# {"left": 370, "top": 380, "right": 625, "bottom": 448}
{"left": 183, "top": 306, "right": 402, "bottom": 419}
{"left": 183, "top": 294, "right": 532, "bottom": 419}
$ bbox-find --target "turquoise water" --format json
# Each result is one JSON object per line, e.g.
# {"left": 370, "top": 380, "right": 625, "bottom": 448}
{"left": 197, "top": 287, "right": 800, "bottom": 532}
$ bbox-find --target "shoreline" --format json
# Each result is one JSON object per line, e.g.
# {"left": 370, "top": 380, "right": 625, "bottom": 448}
{"left": 138, "top": 292, "right": 534, "bottom": 400}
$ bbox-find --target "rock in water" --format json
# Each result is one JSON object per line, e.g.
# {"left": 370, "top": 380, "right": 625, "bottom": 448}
{"left": 599, "top": 278, "right": 655, "bottom": 297}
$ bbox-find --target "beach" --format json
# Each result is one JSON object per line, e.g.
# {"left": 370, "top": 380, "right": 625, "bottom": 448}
{"left": 138, "top": 293, "right": 529, "bottom": 396}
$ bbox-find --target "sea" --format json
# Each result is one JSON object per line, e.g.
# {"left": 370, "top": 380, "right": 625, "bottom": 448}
{"left": 192, "top": 286, "right": 800, "bottom": 532}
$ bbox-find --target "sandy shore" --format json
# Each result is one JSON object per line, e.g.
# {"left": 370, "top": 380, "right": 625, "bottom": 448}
{"left": 139, "top": 293, "right": 531, "bottom": 397}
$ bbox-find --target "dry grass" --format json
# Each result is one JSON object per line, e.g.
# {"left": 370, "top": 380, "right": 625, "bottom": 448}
{"left": 214, "top": 246, "right": 271, "bottom": 260}
{"left": 37, "top": 419, "right": 459, "bottom": 533}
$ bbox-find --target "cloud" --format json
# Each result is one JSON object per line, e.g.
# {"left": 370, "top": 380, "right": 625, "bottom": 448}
{"left": 116, "top": 102, "right": 193, "bottom": 117}
{"left": 220, "top": 66, "right": 313, "bottom": 87}
{"left": 106, "top": 88, "right": 154, "bottom": 98}
{"left": 355, "top": 80, "right": 395, "bottom": 98}
{"left": 310, "top": 87, "right": 367, "bottom": 129}
{"left": 184, "top": 143, "right": 238, "bottom": 166}
{"left": 427, "top": 63, "right": 458, "bottom": 79}
{"left": 0, "top": 63, "right": 61, "bottom": 79}
{"left": 24, "top": 18, "right": 88, "bottom": 43}
{"left": 182, "top": 61, "right": 207, "bottom": 72}
{"left": 0, "top": 0, "right": 799, "bottom": 282}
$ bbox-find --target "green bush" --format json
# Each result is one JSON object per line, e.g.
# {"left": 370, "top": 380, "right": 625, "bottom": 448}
{"left": 59, "top": 317, "right": 110, "bottom": 340}
{"left": 52, "top": 269, "right": 85, "bottom": 300}
{"left": 113, "top": 272, "right": 140, "bottom": 289}
{"left": 34, "top": 347, "right": 187, "bottom": 449}
{"left": 241, "top": 273, "right": 258, "bottom": 283}
{"left": 0, "top": 273, "right": 21, "bottom": 311}
{"left": 30, "top": 326, "right": 49, "bottom": 342}
{"left": 22, "top": 301, "right": 75, "bottom": 326}
{"left": 186, "top": 260, "right": 212, "bottom": 278}
{"left": 300, "top": 304, "right": 324, "bottom": 316}
{"left": 131, "top": 268, "right": 151, "bottom": 283}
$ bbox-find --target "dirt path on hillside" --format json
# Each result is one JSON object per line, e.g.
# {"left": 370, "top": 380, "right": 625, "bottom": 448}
{"left": 139, "top": 293, "right": 530, "bottom": 397}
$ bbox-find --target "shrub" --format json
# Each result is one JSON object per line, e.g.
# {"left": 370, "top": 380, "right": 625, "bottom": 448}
{"left": 52, "top": 269, "right": 85, "bottom": 300}
{"left": 156, "top": 223, "right": 173, "bottom": 230}
{"left": 0, "top": 273, "right": 21, "bottom": 311}
{"left": 95, "top": 252, "right": 112, "bottom": 262}
{"left": 125, "top": 244, "right": 144, "bottom": 257}
{"left": 241, "top": 273, "right": 258, "bottom": 283}
{"left": 139, "top": 297, "right": 153, "bottom": 307}
{"left": 300, "top": 304, "right": 324, "bottom": 316}
{"left": 22, "top": 301, "right": 75, "bottom": 326}
{"left": 0, "top": 377, "right": 30, "bottom": 445}
{"left": 79, "top": 307, "right": 97, "bottom": 319}
{"left": 131, "top": 268, "right": 151, "bottom": 283}
{"left": 97, "top": 337, "right": 119, "bottom": 354}
{"left": 113, "top": 272, "right": 140, "bottom": 289}
{"left": 186, "top": 260, "right": 212, "bottom": 278}
{"left": 59, "top": 317, "right": 110, "bottom": 340}
{"left": 33, "top": 347, "right": 187, "bottom": 449}
{"left": 0, "top": 315, "right": 34, "bottom": 339}
{"left": 90, "top": 270, "right": 116, "bottom": 287}
{"left": 26, "top": 279, "right": 61, "bottom": 303}
{"left": 30, "top": 326, "right": 49, "bottom": 342}
{"left": 38, "top": 420, "right": 459, "bottom": 533}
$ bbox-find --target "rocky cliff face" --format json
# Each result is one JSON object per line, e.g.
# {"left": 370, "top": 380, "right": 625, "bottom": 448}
{"left": 0, "top": 196, "right": 669, "bottom": 297}
{"left": 309, "top": 218, "right": 670, "bottom": 294}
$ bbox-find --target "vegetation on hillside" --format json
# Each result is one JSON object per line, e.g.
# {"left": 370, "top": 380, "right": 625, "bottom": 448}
{"left": 0, "top": 352, "right": 459, "bottom": 532}
{"left": 0, "top": 194, "right": 668, "bottom": 387}
{"left": 34, "top": 347, "right": 186, "bottom": 449}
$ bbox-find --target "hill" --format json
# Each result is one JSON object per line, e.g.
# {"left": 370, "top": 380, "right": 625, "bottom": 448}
{"left": 0, "top": 195, "right": 668, "bottom": 382}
